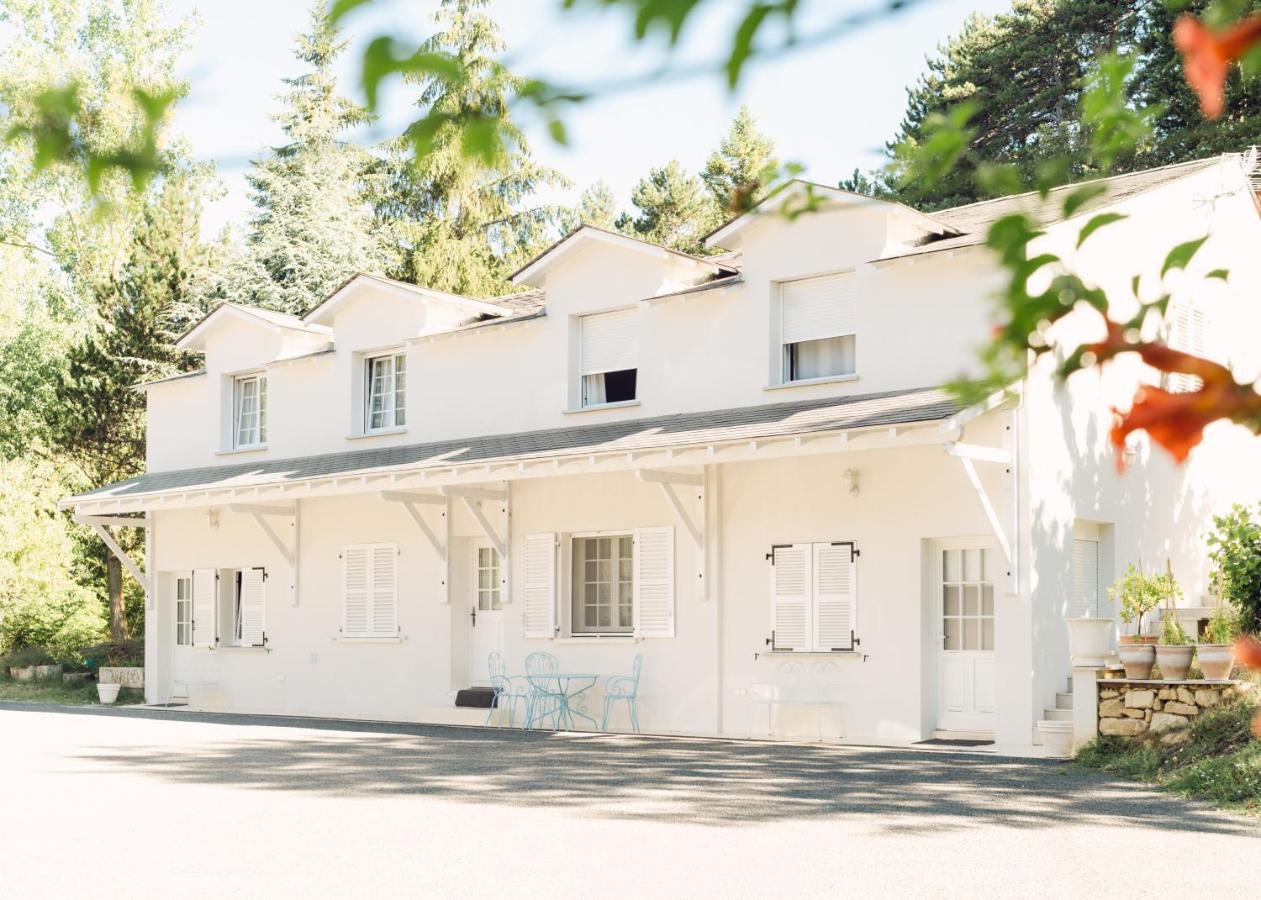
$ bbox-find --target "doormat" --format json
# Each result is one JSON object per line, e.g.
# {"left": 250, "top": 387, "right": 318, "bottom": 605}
{"left": 455, "top": 687, "right": 497, "bottom": 709}
{"left": 912, "top": 738, "right": 995, "bottom": 748}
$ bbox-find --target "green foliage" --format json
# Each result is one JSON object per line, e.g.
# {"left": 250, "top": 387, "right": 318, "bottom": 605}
{"left": 1208, "top": 504, "right": 1261, "bottom": 634}
{"left": 1160, "top": 612, "right": 1193, "bottom": 646}
{"left": 701, "top": 105, "right": 778, "bottom": 215}
{"left": 79, "top": 639, "right": 144, "bottom": 670}
{"left": 1074, "top": 735, "right": 1162, "bottom": 778}
{"left": 1, "top": 646, "right": 55, "bottom": 669}
{"left": 577, "top": 181, "right": 619, "bottom": 229}
{"left": 619, "top": 160, "right": 719, "bottom": 254}
{"left": 1205, "top": 605, "right": 1242, "bottom": 644}
{"left": 1110, "top": 564, "right": 1180, "bottom": 636}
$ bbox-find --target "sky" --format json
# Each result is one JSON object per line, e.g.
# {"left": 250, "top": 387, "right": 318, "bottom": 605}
{"left": 167, "top": 0, "right": 1014, "bottom": 236}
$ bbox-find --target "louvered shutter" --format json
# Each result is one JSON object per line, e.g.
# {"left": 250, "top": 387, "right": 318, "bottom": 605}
{"left": 770, "top": 544, "right": 811, "bottom": 651}
{"left": 634, "top": 526, "right": 675, "bottom": 638}
{"left": 523, "top": 533, "right": 556, "bottom": 638}
{"left": 370, "top": 544, "right": 398, "bottom": 636}
{"left": 238, "top": 567, "right": 266, "bottom": 647}
{"left": 343, "top": 546, "right": 370, "bottom": 637}
{"left": 1167, "top": 299, "right": 1208, "bottom": 393}
{"left": 192, "top": 568, "right": 217, "bottom": 648}
{"left": 813, "top": 543, "right": 856, "bottom": 651}
{"left": 1071, "top": 539, "right": 1100, "bottom": 618}
{"left": 781, "top": 272, "right": 856, "bottom": 344}
{"left": 580, "top": 309, "right": 637, "bottom": 375}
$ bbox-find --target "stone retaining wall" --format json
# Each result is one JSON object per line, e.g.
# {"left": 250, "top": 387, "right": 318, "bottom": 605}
{"left": 1098, "top": 680, "right": 1253, "bottom": 741}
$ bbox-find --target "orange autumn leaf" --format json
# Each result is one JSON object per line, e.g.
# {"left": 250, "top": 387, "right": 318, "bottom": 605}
{"left": 1174, "top": 13, "right": 1261, "bottom": 119}
{"left": 1236, "top": 635, "right": 1261, "bottom": 670}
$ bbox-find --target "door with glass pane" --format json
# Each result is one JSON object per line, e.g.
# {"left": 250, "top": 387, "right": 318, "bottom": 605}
{"left": 934, "top": 541, "right": 997, "bottom": 732}
{"left": 468, "top": 541, "right": 503, "bottom": 685}
{"left": 171, "top": 573, "right": 194, "bottom": 698}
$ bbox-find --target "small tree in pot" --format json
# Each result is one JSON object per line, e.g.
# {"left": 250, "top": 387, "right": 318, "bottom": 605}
{"left": 1110, "top": 564, "right": 1177, "bottom": 678}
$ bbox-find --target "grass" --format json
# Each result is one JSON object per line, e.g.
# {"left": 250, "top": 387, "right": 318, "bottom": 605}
{"left": 0, "top": 675, "right": 145, "bottom": 706}
{"left": 1075, "top": 698, "right": 1261, "bottom": 815}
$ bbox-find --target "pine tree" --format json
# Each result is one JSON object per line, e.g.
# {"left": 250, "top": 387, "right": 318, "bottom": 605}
{"left": 619, "top": 161, "right": 718, "bottom": 255}
{"left": 702, "top": 105, "right": 778, "bottom": 215}
{"left": 372, "top": 0, "right": 569, "bottom": 296}
{"left": 578, "top": 181, "right": 619, "bottom": 229}
{"left": 234, "top": 4, "right": 384, "bottom": 314}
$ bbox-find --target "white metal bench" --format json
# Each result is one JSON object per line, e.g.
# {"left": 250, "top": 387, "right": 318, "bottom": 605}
{"left": 170, "top": 677, "right": 219, "bottom": 707}
{"left": 749, "top": 662, "right": 846, "bottom": 740}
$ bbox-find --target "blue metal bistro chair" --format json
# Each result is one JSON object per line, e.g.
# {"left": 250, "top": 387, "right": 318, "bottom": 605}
{"left": 602, "top": 654, "right": 643, "bottom": 733}
{"left": 524, "top": 651, "right": 566, "bottom": 729}
{"left": 485, "top": 652, "right": 529, "bottom": 728}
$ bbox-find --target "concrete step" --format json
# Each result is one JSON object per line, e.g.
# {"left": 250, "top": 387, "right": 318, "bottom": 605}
{"left": 1055, "top": 691, "right": 1073, "bottom": 710}
{"left": 1042, "top": 707, "right": 1072, "bottom": 722}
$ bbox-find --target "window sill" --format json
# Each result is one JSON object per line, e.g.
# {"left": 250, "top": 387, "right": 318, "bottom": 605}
{"left": 345, "top": 427, "right": 408, "bottom": 441}
{"left": 756, "top": 650, "right": 864, "bottom": 659}
{"left": 550, "top": 635, "right": 640, "bottom": 644}
{"left": 764, "top": 374, "right": 860, "bottom": 392}
{"left": 216, "top": 444, "right": 269, "bottom": 456}
{"left": 216, "top": 645, "right": 271, "bottom": 653}
{"left": 335, "top": 636, "right": 405, "bottom": 644}
{"left": 563, "top": 400, "right": 641, "bottom": 415}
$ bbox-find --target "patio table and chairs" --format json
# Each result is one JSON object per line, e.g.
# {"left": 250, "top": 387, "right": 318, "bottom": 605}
{"left": 487, "top": 652, "right": 644, "bottom": 733}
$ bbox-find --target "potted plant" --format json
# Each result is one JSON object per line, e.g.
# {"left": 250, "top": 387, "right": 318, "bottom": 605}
{"left": 1197, "top": 591, "right": 1240, "bottom": 680}
{"left": 1155, "top": 610, "right": 1195, "bottom": 680}
{"left": 1110, "top": 563, "right": 1176, "bottom": 678}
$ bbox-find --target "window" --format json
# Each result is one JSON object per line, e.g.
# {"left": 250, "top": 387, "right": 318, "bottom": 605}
{"left": 218, "top": 568, "right": 266, "bottom": 648}
{"left": 780, "top": 272, "right": 857, "bottom": 383}
{"left": 1165, "top": 298, "right": 1208, "bottom": 393}
{"left": 365, "top": 352, "right": 407, "bottom": 431}
{"left": 941, "top": 548, "right": 994, "bottom": 651}
{"left": 769, "top": 542, "right": 858, "bottom": 652}
{"left": 342, "top": 543, "right": 398, "bottom": 638}
{"left": 476, "top": 545, "right": 501, "bottom": 612}
{"left": 1071, "top": 538, "right": 1100, "bottom": 618}
{"left": 579, "top": 309, "right": 637, "bottom": 406}
{"left": 175, "top": 574, "right": 192, "bottom": 646}
{"left": 572, "top": 535, "right": 634, "bottom": 634}
{"left": 233, "top": 374, "right": 267, "bottom": 448}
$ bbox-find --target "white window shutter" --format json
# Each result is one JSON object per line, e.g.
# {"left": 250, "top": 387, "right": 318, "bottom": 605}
{"left": 343, "top": 546, "right": 370, "bottom": 637}
{"left": 580, "top": 309, "right": 637, "bottom": 375}
{"left": 524, "top": 533, "right": 557, "bottom": 638}
{"left": 634, "top": 526, "right": 675, "bottom": 638}
{"left": 813, "top": 543, "right": 856, "bottom": 651}
{"left": 1071, "top": 539, "right": 1100, "bottom": 618}
{"left": 770, "top": 544, "right": 811, "bottom": 651}
{"left": 239, "top": 568, "right": 266, "bottom": 647}
{"left": 192, "top": 568, "right": 217, "bottom": 648}
{"left": 1167, "top": 299, "right": 1208, "bottom": 393}
{"left": 781, "top": 272, "right": 856, "bottom": 344}
{"left": 371, "top": 544, "right": 398, "bottom": 636}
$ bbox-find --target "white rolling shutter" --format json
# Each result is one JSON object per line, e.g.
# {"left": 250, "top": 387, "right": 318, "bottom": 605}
{"left": 370, "top": 545, "right": 398, "bottom": 636}
{"left": 781, "top": 272, "right": 856, "bottom": 344}
{"left": 238, "top": 568, "right": 266, "bottom": 647}
{"left": 1167, "top": 299, "right": 1208, "bottom": 393}
{"left": 813, "top": 543, "right": 856, "bottom": 651}
{"left": 523, "top": 533, "right": 557, "bottom": 638}
{"left": 770, "top": 544, "right": 811, "bottom": 651}
{"left": 342, "top": 546, "right": 371, "bottom": 636}
{"left": 192, "top": 568, "right": 217, "bottom": 649}
{"left": 580, "top": 309, "right": 637, "bottom": 375}
{"left": 1071, "top": 539, "right": 1100, "bottom": 618}
{"left": 633, "top": 526, "right": 675, "bottom": 638}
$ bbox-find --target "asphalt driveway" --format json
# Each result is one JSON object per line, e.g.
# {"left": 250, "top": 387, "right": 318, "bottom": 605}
{"left": 1, "top": 703, "right": 1255, "bottom": 898}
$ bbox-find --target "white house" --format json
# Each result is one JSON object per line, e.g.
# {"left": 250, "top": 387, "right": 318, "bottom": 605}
{"left": 61, "top": 152, "right": 1261, "bottom": 750}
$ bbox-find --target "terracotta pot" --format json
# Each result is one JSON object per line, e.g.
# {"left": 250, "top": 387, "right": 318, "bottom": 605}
{"left": 1155, "top": 645, "right": 1194, "bottom": 680}
{"left": 1196, "top": 644, "right": 1236, "bottom": 680}
{"left": 1066, "top": 617, "right": 1114, "bottom": 665}
{"left": 1118, "top": 643, "right": 1156, "bottom": 679}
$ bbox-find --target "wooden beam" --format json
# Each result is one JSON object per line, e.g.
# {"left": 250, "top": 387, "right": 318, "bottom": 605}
{"left": 227, "top": 503, "right": 296, "bottom": 518}
{"left": 440, "top": 485, "right": 508, "bottom": 502}
{"left": 459, "top": 495, "right": 507, "bottom": 557}
{"left": 945, "top": 442, "right": 1012, "bottom": 465}
{"left": 958, "top": 456, "right": 1013, "bottom": 569}
{"left": 379, "top": 490, "right": 446, "bottom": 506}
{"left": 87, "top": 523, "right": 148, "bottom": 591}
{"left": 636, "top": 468, "right": 704, "bottom": 487}
{"left": 76, "top": 515, "right": 149, "bottom": 529}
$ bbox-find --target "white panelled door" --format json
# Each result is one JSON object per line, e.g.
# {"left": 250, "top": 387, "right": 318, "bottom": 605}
{"left": 934, "top": 542, "right": 997, "bottom": 732}
{"left": 468, "top": 541, "right": 503, "bottom": 684}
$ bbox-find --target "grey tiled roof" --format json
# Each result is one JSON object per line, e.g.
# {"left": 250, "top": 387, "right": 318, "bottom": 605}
{"left": 67, "top": 386, "right": 958, "bottom": 505}
{"left": 875, "top": 156, "right": 1224, "bottom": 262}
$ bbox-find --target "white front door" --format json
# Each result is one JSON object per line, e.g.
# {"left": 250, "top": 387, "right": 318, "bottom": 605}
{"left": 170, "top": 573, "right": 194, "bottom": 698}
{"left": 934, "top": 542, "right": 997, "bottom": 732}
{"left": 468, "top": 542, "right": 503, "bottom": 685}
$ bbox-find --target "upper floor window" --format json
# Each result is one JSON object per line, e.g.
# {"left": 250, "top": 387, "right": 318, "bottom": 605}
{"left": 579, "top": 309, "right": 637, "bottom": 407}
{"left": 233, "top": 373, "right": 267, "bottom": 448}
{"left": 366, "top": 352, "right": 407, "bottom": 431}
{"left": 780, "top": 272, "right": 857, "bottom": 383}
{"left": 1164, "top": 298, "right": 1208, "bottom": 394}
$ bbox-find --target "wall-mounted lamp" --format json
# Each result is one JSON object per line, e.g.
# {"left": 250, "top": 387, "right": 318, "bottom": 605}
{"left": 843, "top": 468, "right": 861, "bottom": 498}
{"left": 207, "top": 508, "right": 220, "bottom": 530}
{"left": 1121, "top": 438, "right": 1140, "bottom": 468}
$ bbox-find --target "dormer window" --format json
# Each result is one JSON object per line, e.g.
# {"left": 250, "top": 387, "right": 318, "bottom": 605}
{"left": 233, "top": 374, "right": 267, "bottom": 448}
{"left": 781, "top": 272, "right": 857, "bottom": 383}
{"left": 366, "top": 351, "right": 407, "bottom": 431}
{"left": 579, "top": 309, "right": 637, "bottom": 407}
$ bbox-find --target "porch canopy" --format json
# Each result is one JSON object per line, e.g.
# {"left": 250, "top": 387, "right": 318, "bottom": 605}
{"left": 60, "top": 386, "right": 961, "bottom": 516}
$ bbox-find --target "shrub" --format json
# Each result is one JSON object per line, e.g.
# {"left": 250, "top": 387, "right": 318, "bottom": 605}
{"left": 1207, "top": 503, "right": 1261, "bottom": 634}
{"left": 1, "top": 646, "right": 55, "bottom": 668}
{"left": 1204, "top": 606, "right": 1241, "bottom": 645}
{"left": 1110, "top": 564, "right": 1179, "bottom": 637}
{"left": 79, "top": 640, "right": 144, "bottom": 670}
{"left": 1160, "top": 613, "right": 1192, "bottom": 646}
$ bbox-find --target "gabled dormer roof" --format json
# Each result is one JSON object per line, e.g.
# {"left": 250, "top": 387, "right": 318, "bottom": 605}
{"left": 510, "top": 225, "right": 738, "bottom": 287}
{"left": 301, "top": 273, "right": 515, "bottom": 326}
{"left": 175, "top": 302, "right": 331, "bottom": 352}
{"left": 703, "top": 180, "right": 960, "bottom": 250}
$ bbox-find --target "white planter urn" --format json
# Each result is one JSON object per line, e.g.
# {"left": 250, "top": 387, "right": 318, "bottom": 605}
{"left": 1066, "top": 617, "right": 1114, "bottom": 666}
{"left": 96, "top": 683, "right": 121, "bottom": 704}
{"left": 1038, "top": 720, "right": 1074, "bottom": 758}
